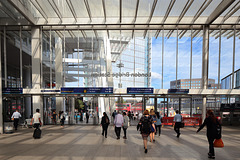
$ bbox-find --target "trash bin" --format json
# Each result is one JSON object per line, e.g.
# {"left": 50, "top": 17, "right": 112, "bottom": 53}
{"left": 4, "top": 122, "right": 14, "bottom": 133}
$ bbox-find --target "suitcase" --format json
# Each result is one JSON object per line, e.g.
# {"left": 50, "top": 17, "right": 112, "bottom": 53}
{"left": 33, "top": 128, "right": 41, "bottom": 139}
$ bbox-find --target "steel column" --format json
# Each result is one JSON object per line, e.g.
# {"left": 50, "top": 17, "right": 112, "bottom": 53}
{"left": 4, "top": 27, "right": 7, "bottom": 87}
{"left": 19, "top": 27, "right": 23, "bottom": 87}
{"left": 176, "top": 29, "right": 178, "bottom": 89}
{"left": 232, "top": 26, "right": 236, "bottom": 89}
{"left": 218, "top": 27, "right": 221, "bottom": 88}
{"left": 162, "top": 28, "right": 164, "bottom": 89}
{"left": 0, "top": 32, "right": 3, "bottom": 134}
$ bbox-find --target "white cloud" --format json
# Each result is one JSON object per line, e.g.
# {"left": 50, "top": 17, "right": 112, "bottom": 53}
{"left": 151, "top": 72, "right": 162, "bottom": 80}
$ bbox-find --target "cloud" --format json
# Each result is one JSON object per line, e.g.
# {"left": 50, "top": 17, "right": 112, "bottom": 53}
{"left": 151, "top": 72, "right": 162, "bottom": 80}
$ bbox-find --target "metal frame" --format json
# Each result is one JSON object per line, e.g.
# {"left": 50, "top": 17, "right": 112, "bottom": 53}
{"left": 84, "top": 0, "right": 92, "bottom": 22}
{"left": 102, "top": 0, "right": 106, "bottom": 23}
{"left": 133, "top": 0, "right": 140, "bottom": 23}
{"left": 66, "top": 0, "right": 77, "bottom": 22}
{"left": 29, "top": 0, "right": 48, "bottom": 22}
{"left": 47, "top": 0, "right": 62, "bottom": 23}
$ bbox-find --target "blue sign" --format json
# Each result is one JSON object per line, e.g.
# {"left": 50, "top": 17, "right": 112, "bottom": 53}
{"left": 3, "top": 88, "right": 23, "bottom": 94}
{"left": 127, "top": 88, "right": 153, "bottom": 94}
{"left": 41, "top": 90, "right": 61, "bottom": 92}
{"left": 61, "top": 87, "right": 113, "bottom": 94}
{"left": 168, "top": 89, "right": 189, "bottom": 94}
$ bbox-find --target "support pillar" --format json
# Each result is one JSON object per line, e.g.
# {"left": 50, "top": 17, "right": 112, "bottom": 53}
{"left": 31, "top": 27, "right": 43, "bottom": 118}
{"left": 179, "top": 98, "right": 181, "bottom": 113}
{"left": 190, "top": 97, "right": 193, "bottom": 117}
{"left": 202, "top": 25, "right": 209, "bottom": 121}
{"left": 154, "top": 98, "right": 157, "bottom": 112}
{"left": 166, "top": 98, "right": 169, "bottom": 117}
{"left": 24, "top": 68, "right": 32, "bottom": 118}
{"left": 55, "top": 37, "right": 64, "bottom": 115}
{"left": 0, "top": 32, "right": 3, "bottom": 134}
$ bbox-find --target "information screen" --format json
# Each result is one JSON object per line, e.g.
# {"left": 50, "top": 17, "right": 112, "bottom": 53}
{"left": 61, "top": 87, "right": 113, "bottom": 94}
{"left": 127, "top": 88, "right": 153, "bottom": 94}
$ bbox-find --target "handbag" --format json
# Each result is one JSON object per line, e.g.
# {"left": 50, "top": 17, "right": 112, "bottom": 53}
{"left": 180, "top": 122, "right": 185, "bottom": 128}
{"left": 214, "top": 138, "right": 224, "bottom": 148}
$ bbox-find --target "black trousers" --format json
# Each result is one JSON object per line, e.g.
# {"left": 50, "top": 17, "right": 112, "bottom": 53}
{"left": 13, "top": 118, "right": 19, "bottom": 130}
{"left": 102, "top": 124, "right": 108, "bottom": 137}
{"left": 207, "top": 136, "right": 215, "bottom": 156}
{"left": 86, "top": 117, "right": 89, "bottom": 123}
{"left": 33, "top": 123, "right": 40, "bottom": 129}
{"left": 115, "top": 126, "right": 121, "bottom": 138}
{"left": 174, "top": 122, "right": 181, "bottom": 135}
{"left": 122, "top": 127, "right": 127, "bottom": 137}
{"left": 156, "top": 125, "right": 162, "bottom": 135}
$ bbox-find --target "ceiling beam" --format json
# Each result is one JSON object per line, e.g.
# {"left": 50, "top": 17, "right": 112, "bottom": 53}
{"left": 206, "top": 0, "right": 235, "bottom": 24}
{"left": 119, "top": 0, "right": 122, "bottom": 23}
{"left": 47, "top": 0, "right": 62, "bottom": 23}
{"left": 102, "top": 0, "right": 106, "bottom": 23}
{"left": 7, "top": 0, "right": 36, "bottom": 24}
{"left": 191, "top": 0, "right": 212, "bottom": 23}
{"left": 147, "top": 0, "right": 158, "bottom": 23}
{"left": 177, "top": 0, "right": 194, "bottom": 24}
{"left": 0, "top": 1, "right": 18, "bottom": 22}
{"left": 221, "top": 1, "right": 240, "bottom": 24}
{"left": 84, "top": 0, "right": 92, "bottom": 22}
{"left": 29, "top": 0, "right": 48, "bottom": 22}
{"left": 133, "top": 0, "right": 140, "bottom": 23}
{"left": 66, "top": 0, "right": 77, "bottom": 23}
{"left": 161, "top": 0, "right": 176, "bottom": 24}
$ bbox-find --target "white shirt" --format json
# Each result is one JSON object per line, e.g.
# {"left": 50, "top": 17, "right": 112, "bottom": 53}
{"left": 33, "top": 112, "right": 41, "bottom": 124}
{"left": 174, "top": 114, "right": 182, "bottom": 122}
{"left": 114, "top": 114, "right": 124, "bottom": 127}
{"left": 11, "top": 111, "right": 21, "bottom": 119}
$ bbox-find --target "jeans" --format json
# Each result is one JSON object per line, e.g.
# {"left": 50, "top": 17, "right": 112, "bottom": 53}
{"left": 115, "top": 127, "right": 121, "bottom": 138}
{"left": 102, "top": 124, "right": 108, "bottom": 137}
{"left": 122, "top": 127, "right": 127, "bottom": 137}
{"left": 207, "top": 136, "right": 215, "bottom": 156}
{"left": 156, "top": 125, "right": 162, "bottom": 135}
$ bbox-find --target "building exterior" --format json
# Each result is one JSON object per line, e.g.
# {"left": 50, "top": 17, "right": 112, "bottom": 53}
{"left": 170, "top": 78, "right": 217, "bottom": 89}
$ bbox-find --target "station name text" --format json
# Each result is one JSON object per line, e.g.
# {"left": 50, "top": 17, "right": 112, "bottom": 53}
{"left": 91, "top": 72, "right": 151, "bottom": 78}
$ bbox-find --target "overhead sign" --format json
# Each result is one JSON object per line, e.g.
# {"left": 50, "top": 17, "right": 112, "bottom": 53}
{"left": 41, "top": 89, "right": 61, "bottom": 93}
{"left": 127, "top": 88, "right": 153, "bottom": 94}
{"left": 3, "top": 88, "right": 23, "bottom": 94}
{"left": 168, "top": 89, "right": 189, "bottom": 94}
{"left": 61, "top": 87, "right": 113, "bottom": 94}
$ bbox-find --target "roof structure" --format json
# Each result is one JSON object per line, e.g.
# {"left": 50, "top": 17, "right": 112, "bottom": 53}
{"left": 0, "top": 0, "right": 239, "bottom": 39}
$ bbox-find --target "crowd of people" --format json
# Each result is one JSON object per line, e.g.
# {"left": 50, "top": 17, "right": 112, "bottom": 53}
{"left": 11, "top": 108, "right": 221, "bottom": 159}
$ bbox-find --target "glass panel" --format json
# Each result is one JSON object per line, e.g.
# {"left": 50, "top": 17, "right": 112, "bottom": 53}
{"left": 209, "top": 30, "right": 219, "bottom": 89}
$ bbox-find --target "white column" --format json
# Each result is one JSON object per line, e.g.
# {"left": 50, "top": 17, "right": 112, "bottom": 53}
{"left": 31, "top": 27, "right": 43, "bottom": 118}
{"left": 202, "top": 25, "right": 209, "bottom": 121}
{"left": 0, "top": 32, "right": 3, "bottom": 134}
{"left": 24, "top": 68, "right": 32, "bottom": 118}
{"left": 55, "top": 37, "right": 64, "bottom": 114}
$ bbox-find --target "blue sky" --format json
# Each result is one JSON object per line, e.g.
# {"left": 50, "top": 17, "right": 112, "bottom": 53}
{"left": 151, "top": 35, "right": 240, "bottom": 89}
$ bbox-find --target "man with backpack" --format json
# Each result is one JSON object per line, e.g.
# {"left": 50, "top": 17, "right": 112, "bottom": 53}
{"left": 138, "top": 110, "right": 155, "bottom": 154}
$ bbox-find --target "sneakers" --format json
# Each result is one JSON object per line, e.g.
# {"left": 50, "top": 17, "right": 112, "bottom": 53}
{"left": 123, "top": 136, "right": 127, "bottom": 139}
{"left": 177, "top": 133, "right": 181, "bottom": 138}
{"left": 208, "top": 153, "right": 215, "bottom": 159}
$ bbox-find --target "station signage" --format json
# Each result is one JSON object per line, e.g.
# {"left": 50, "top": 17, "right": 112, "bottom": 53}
{"left": 2, "top": 88, "right": 23, "bottom": 94}
{"left": 168, "top": 89, "right": 189, "bottom": 94}
{"left": 61, "top": 87, "right": 113, "bottom": 94}
{"left": 41, "top": 89, "right": 61, "bottom": 93}
{"left": 127, "top": 88, "right": 153, "bottom": 94}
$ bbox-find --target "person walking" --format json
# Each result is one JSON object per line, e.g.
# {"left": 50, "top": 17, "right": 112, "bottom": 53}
{"left": 51, "top": 110, "right": 57, "bottom": 125}
{"left": 138, "top": 110, "right": 155, "bottom": 153}
{"left": 149, "top": 109, "right": 156, "bottom": 142}
{"left": 155, "top": 112, "right": 162, "bottom": 136}
{"left": 100, "top": 112, "right": 110, "bottom": 138}
{"left": 197, "top": 110, "right": 220, "bottom": 159}
{"left": 30, "top": 109, "right": 42, "bottom": 129}
{"left": 86, "top": 110, "right": 89, "bottom": 123}
{"left": 173, "top": 110, "right": 182, "bottom": 138}
{"left": 122, "top": 112, "right": 129, "bottom": 139}
{"left": 11, "top": 109, "right": 21, "bottom": 131}
{"left": 114, "top": 111, "right": 124, "bottom": 139}
{"left": 59, "top": 111, "right": 65, "bottom": 128}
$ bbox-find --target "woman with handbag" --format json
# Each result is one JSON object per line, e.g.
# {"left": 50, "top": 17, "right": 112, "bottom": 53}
{"left": 101, "top": 112, "right": 110, "bottom": 138}
{"left": 122, "top": 112, "right": 129, "bottom": 139}
{"left": 196, "top": 110, "right": 219, "bottom": 159}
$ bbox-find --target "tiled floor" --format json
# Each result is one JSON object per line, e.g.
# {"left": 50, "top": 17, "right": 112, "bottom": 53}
{"left": 0, "top": 125, "right": 239, "bottom": 160}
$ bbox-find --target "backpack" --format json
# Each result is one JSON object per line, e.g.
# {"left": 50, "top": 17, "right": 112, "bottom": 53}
{"left": 105, "top": 117, "right": 109, "bottom": 124}
{"left": 141, "top": 116, "right": 151, "bottom": 134}
{"left": 214, "top": 120, "right": 222, "bottom": 139}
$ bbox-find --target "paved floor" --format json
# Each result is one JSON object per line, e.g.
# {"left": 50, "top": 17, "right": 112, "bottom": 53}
{"left": 0, "top": 125, "right": 239, "bottom": 160}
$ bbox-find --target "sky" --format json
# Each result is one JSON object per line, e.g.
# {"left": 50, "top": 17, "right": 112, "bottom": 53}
{"left": 151, "top": 34, "right": 240, "bottom": 89}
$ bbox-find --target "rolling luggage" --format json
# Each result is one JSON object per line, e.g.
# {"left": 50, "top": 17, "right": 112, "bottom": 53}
{"left": 33, "top": 128, "right": 41, "bottom": 139}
